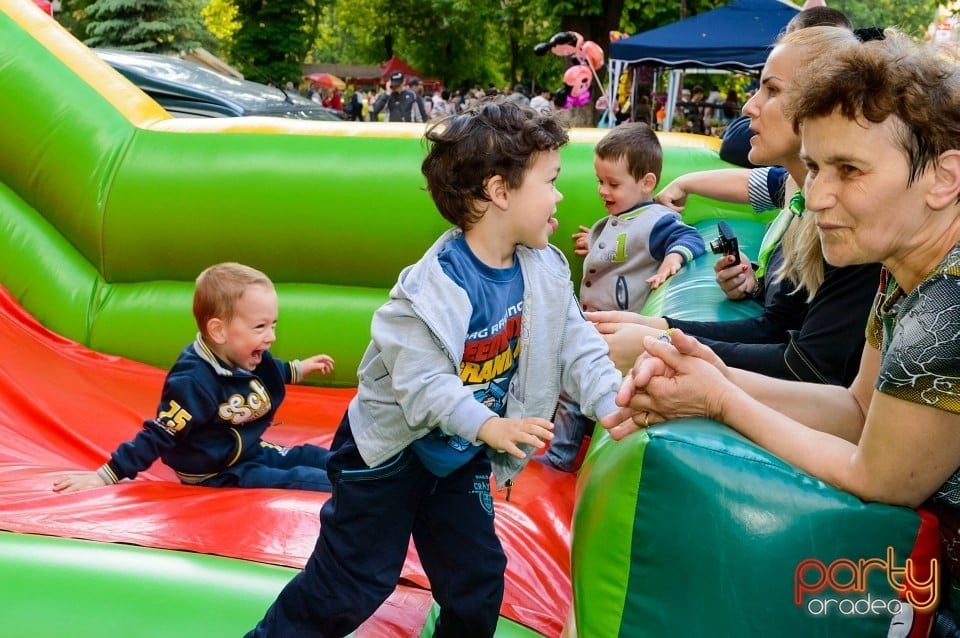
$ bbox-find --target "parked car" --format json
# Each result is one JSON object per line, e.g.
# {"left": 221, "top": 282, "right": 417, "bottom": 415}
{"left": 95, "top": 49, "right": 345, "bottom": 121}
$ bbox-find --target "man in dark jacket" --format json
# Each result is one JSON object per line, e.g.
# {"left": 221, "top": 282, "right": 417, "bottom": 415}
{"left": 371, "top": 72, "right": 427, "bottom": 122}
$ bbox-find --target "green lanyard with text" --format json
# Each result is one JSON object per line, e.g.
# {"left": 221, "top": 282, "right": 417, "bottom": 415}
{"left": 755, "top": 190, "right": 805, "bottom": 279}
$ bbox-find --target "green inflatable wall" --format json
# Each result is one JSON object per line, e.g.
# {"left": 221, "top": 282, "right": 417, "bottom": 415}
{"left": 573, "top": 424, "right": 938, "bottom": 637}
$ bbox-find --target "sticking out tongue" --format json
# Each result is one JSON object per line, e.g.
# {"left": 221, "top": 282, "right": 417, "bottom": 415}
{"left": 548, "top": 216, "right": 559, "bottom": 233}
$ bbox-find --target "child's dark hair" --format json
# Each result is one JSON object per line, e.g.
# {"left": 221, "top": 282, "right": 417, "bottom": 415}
{"left": 421, "top": 97, "right": 569, "bottom": 230}
{"left": 594, "top": 122, "right": 662, "bottom": 183}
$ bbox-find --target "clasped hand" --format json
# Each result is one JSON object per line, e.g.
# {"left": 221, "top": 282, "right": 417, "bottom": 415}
{"left": 599, "top": 328, "right": 732, "bottom": 441}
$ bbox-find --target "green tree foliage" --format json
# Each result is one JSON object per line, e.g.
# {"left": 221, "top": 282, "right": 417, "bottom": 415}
{"left": 495, "top": 0, "right": 561, "bottom": 90}
{"left": 829, "top": 0, "right": 939, "bottom": 39}
{"left": 55, "top": 0, "right": 95, "bottom": 41}
{"left": 306, "top": 0, "right": 385, "bottom": 65}
{"left": 84, "top": 0, "right": 210, "bottom": 52}
{"left": 390, "top": 0, "right": 538, "bottom": 90}
{"left": 229, "top": 0, "right": 328, "bottom": 86}
{"left": 201, "top": 0, "right": 240, "bottom": 45}
{"left": 305, "top": 0, "right": 520, "bottom": 90}
{"left": 621, "top": 0, "right": 727, "bottom": 36}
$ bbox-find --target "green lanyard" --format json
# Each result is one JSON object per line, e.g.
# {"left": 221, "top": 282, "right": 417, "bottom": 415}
{"left": 755, "top": 190, "right": 805, "bottom": 279}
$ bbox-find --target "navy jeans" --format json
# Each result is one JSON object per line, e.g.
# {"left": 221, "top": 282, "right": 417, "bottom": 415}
{"left": 541, "top": 391, "right": 592, "bottom": 472}
{"left": 201, "top": 441, "right": 331, "bottom": 491}
{"left": 245, "top": 414, "right": 506, "bottom": 638}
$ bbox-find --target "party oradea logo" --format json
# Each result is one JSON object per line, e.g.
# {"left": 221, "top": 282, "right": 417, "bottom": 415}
{"left": 794, "top": 546, "right": 938, "bottom": 630}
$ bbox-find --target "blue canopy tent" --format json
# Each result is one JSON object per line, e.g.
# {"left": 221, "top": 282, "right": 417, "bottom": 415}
{"left": 607, "top": 0, "right": 800, "bottom": 129}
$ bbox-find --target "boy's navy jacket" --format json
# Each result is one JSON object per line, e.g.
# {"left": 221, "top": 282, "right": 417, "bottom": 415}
{"left": 101, "top": 336, "right": 295, "bottom": 485}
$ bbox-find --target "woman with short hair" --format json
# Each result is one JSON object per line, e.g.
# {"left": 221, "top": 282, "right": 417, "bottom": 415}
{"left": 608, "top": 28, "right": 960, "bottom": 637}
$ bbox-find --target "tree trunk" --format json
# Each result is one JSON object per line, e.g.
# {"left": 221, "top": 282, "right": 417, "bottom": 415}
{"left": 558, "top": 0, "right": 625, "bottom": 63}
{"left": 558, "top": 0, "right": 625, "bottom": 124}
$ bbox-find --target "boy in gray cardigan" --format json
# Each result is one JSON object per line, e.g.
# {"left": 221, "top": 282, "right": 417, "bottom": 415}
{"left": 246, "top": 98, "right": 625, "bottom": 638}
{"left": 544, "top": 122, "right": 704, "bottom": 472}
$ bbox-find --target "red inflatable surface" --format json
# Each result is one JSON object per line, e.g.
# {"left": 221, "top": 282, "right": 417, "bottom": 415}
{"left": 0, "top": 285, "right": 575, "bottom": 636}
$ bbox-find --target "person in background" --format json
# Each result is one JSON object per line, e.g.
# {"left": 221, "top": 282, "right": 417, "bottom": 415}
{"left": 529, "top": 87, "right": 553, "bottom": 115}
{"left": 703, "top": 84, "right": 724, "bottom": 131}
{"left": 631, "top": 95, "right": 651, "bottom": 126}
{"left": 684, "top": 85, "right": 706, "bottom": 133}
{"left": 705, "top": 85, "right": 722, "bottom": 107}
{"left": 505, "top": 83, "right": 530, "bottom": 107}
{"left": 371, "top": 72, "right": 427, "bottom": 122}
{"left": 720, "top": 89, "right": 740, "bottom": 124}
{"left": 345, "top": 87, "right": 364, "bottom": 121}
{"left": 322, "top": 87, "right": 343, "bottom": 112}
{"left": 364, "top": 88, "right": 378, "bottom": 121}
{"left": 674, "top": 87, "right": 692, "bottom": 130}
{"left": 719, "top": 5, "right": 854, "bottom": 167}
{"left": 431, "top": 88, "right": 451, "bottom": 119}
{"left": 408, "top": 77, "right": 430, "bottom": 122}
{"left": 541, "top": 122, "right": 704, "bottom": 472}
{"left": 53, "top": 262, "right": 336, "bottom": 494}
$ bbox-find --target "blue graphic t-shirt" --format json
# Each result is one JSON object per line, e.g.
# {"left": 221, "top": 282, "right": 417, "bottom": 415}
{"left": 411, "top": 235, "right": 525, "bottom": 476}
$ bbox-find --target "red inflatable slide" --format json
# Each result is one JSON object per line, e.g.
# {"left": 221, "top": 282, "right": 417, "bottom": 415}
{"left": 0, "top": 285, "right": 576, "bottom": 636}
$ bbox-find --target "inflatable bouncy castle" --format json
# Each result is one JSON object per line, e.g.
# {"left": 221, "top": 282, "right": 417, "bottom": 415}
{"left": 0, "top": 1, "right": 941, "bottom": 636}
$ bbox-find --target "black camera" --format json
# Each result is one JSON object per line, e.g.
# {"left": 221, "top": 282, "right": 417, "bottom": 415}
{"left": 709, "top": 221, "right": 740, "bottom": 266}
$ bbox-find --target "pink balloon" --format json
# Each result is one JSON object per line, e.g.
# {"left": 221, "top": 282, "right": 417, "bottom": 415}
{"left": 563, "top": 65, "right": 592, "bottom": 96}
{"left": 580, "top": 41, "right": 604, "bottom": 70}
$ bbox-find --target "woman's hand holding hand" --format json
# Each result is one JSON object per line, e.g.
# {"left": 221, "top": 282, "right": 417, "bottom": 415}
{"left": 602, "top": 330, "right": 733, "bottom": 440}
{"left": 587, "top": 311, "right": 669, "bottom": 373}
{"left": 592, "top": 322, "right": 663, "bottom": 374}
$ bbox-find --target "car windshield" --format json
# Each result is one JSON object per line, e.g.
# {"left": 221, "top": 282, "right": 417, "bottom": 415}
{"left": 95, "top": 49, "right": 341, "bottom": 121}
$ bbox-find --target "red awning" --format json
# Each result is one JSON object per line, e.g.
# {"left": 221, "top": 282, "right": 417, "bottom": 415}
{"left": 379, "top": 56, "right": 439, "bottom": 87}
